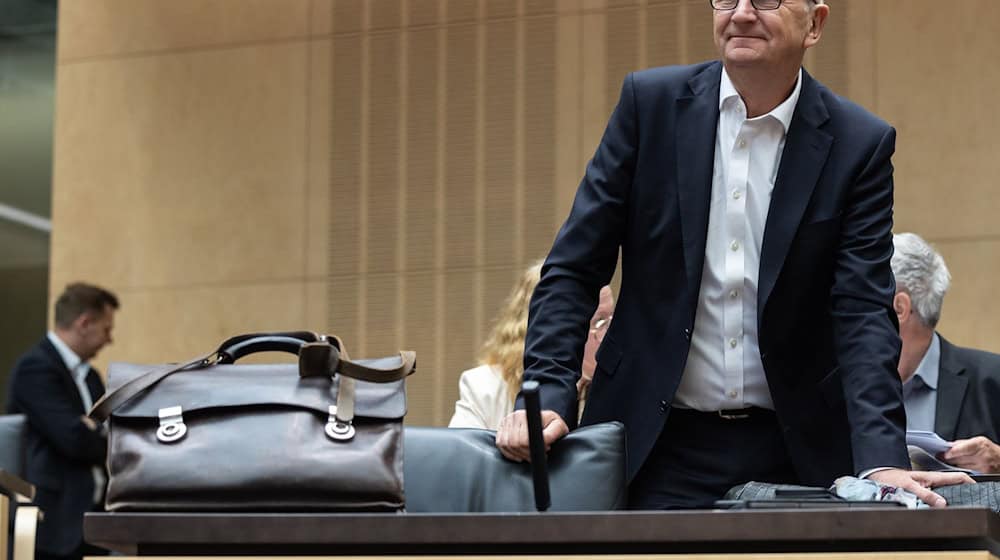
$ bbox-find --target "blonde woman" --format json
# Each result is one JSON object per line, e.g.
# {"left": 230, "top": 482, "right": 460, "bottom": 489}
{"left": 449, "top": 262, "right": 614, "bottom": 429}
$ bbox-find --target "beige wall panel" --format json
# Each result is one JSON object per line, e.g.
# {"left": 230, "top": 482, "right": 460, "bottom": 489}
{"left": 404, "top": 27, "right": 440, "bottom": 272}
{"left": 312, "top": 0, "right": 334, "bottom": 36}
{"left": 580, "top": 12, "right": 607, "bottom": 171}
{"left": 409, "top": 0, "right": 442, "bottom": 27}
{"left": 875, "top": 1, "right": 1000, "bottom": 240}
{"left": 523, "top": 16, "right": 559, "bottom": 260}
{"left": 554, "top": 12, "right": 582, "bottom": 223}
{"left": 932, "top": 239, "right": 1000, "bottom": 354}
{"left": 401, "top": 272, "right": 440, "bottom": 426}
{"left": 51, "top": 43, "right": 308, "bottom": 292}
{"left": 98, "top": 281, "right": 307, "bottom": 374}
{"left": 58, "top": 0, "right": 309, "bottom": 62}
{"left": 484, "top": 20, "right": 517, "bottom": 267}
{"left": 308, "top": 40, "right": 333, "bottom": 279}
{"left": 557, "top": 0, "right": 606, "bottom": 12}
{"left": 842, "top": 0, "right": 876, "bottom": 112}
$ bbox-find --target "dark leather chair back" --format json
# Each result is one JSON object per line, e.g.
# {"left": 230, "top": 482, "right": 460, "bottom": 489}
{"left": 0, "top": 415, "right": 27, "bottom": 478}
{"left": 403, "top": 422, "right": 627, "bottom": 512}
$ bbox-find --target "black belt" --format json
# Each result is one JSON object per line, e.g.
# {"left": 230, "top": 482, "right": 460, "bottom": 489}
{"left": 671, "top": 406, "right": 775, "bottom": 421}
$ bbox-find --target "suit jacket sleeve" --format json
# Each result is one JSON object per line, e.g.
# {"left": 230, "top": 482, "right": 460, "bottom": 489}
{"left": 831, "top": 125, "right": 908, "bottom": 473}
{"left": 9, "top": 354, "right": 107, "bottom": 465}
{"left": 519, "top": 73, "right": 638, "bottom": 421}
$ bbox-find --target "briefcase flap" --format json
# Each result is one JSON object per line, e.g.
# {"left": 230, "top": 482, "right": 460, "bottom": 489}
{"left": 106, "top": 360, "right": 406, "bottom": 420}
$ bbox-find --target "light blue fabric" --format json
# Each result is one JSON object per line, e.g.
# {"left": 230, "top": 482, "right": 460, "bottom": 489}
{"left": 903, "top": 333, "right": 941, "bottom": 432}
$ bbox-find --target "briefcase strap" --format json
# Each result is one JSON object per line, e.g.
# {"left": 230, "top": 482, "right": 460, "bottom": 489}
{"left": 88, "top": 334, "right": 416, "bottom": 423}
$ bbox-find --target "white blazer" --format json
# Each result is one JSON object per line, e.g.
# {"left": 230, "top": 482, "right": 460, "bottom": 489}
{"left": 448, "top": 364, "right": 513, "bottom": 430}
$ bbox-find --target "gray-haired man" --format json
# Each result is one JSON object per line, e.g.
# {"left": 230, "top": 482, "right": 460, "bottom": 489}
{"left": 892, "top": 233, "right": 1000, "bottom": 474}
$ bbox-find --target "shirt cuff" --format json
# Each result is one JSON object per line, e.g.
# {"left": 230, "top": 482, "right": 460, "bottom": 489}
{"left": 858, "top": 466, "right": 896, "bottom": 479}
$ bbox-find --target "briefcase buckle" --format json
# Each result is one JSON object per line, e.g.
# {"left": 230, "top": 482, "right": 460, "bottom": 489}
{"left": 156, "top": 406, "right": 188, "bottom": 443}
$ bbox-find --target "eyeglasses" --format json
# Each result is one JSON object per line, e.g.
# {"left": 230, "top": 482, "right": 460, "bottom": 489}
{"left": 709, "top": 0, "right": 784, "bottom": 10}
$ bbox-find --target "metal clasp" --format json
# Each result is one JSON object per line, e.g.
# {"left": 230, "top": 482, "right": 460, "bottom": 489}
{"left": 325, "top": 405, "right": 355, "bottom": 441}
{"left": 156, "top": 406, "right": 188, "bottom": 443}
{"left": 717, "top": 409, "right": 750, "bottom": 420}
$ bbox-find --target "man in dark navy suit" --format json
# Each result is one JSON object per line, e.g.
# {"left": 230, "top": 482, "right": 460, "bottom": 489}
{"left": 497, "top": 0, "right": 969, "bottom": 507}
{"left": 6, "top": 283, "right": 118, "bottom": 560}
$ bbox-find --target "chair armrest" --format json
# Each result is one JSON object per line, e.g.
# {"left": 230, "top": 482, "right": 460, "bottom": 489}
{"left": 0, "top": 471, "right": 34, "bottom": 504}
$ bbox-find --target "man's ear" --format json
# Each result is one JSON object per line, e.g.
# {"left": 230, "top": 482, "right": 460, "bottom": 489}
{"left": 893, "top": 292, "right": 911, "bottom": 322}
{"left": 803, "top": 3, "right": 829, "bottom": 48}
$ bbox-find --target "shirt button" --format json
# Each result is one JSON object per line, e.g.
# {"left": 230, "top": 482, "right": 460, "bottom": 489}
{"left": 737, "top": 137, "right": 746, "bottom": 148}
{"left": 728, "top": 389, "right": 738, "bottom": 399}
{"left": 732, "top": 190, "right": 742, "bottom": 200}
{"left": 730, "top": 240, "right": 740, "bottom": 251}
{"left": 729, "top": 338, "right": 738, "bottom": 348}
{"left": 729, "top": 289, "right": 738, "bottom": 299}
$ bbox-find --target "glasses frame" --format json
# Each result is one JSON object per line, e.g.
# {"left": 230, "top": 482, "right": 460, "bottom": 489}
{"left": 709, "top": 0, "right": 784, "bottom": 10}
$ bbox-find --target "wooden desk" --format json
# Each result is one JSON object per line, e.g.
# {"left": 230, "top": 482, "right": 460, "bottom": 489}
{"left": 86, "top": 507, "right": 1000, "bottom": 559}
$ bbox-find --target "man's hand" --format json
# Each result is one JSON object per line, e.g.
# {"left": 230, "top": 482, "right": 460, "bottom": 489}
{"left": 943, "top": 436, "right": 1000, "bottom": 474}
{"left": 495, "top": 409, "right": 569, "bottom": 462}
{"left": 868, "top": 468, "right": 974, "bottom": 507}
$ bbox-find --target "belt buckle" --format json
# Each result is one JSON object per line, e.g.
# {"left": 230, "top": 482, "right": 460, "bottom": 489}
{"left": 717, "top": 409, "right": 750, "bottom": 420}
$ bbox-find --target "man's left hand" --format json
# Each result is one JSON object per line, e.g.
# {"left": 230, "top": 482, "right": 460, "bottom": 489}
{"left": 943, "top": 436, "right": 1000, "bottom": 474}
{"left": 868, "top": 468, "right": 974, "bottom": 507}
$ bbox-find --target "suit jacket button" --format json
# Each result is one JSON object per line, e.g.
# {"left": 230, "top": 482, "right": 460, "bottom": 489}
{"left": 683, "top": 328, "right": 692, "bottom": 341}
{"left": 658, "top": 400, "right": 669, "bottom": 414}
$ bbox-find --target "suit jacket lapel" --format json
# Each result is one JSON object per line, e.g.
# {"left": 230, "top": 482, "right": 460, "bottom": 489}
{"left": 39, "top": 337, "right": 88, "bottom": 413}
{"left": 676, "top": 62, "right": 723, "bottom": 304}
{"left": 934, "top": 336, "right": 968, "bottom": 441}
{"left": 758, "top": 69, "right": 834, "bottom": 312}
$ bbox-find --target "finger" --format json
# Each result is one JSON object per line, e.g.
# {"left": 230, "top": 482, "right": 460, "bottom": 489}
{"left": 944, "top": 439, "right": 976, "bottom": 460}
{"left": 542, "top": 418, "right": 568, "bottom": 446}
{"left": 903, "top": 482, "right": 947, "bottom": 508}
{"left": 913, "top": 471, "right": 975, "bottom": 488}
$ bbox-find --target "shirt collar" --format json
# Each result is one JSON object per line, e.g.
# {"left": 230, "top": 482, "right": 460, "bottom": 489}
{"left": 719, "top": 67, "right": 802, "bottom": 133}
{"left": 910, "top": 332, "right": 942, "bottom": 390}
{"left": 47, "top": 331, "right": 87, "bottom": 379}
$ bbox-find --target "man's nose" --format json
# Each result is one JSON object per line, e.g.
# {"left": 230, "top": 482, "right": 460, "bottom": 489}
{"left": 731, "top": 0, "right": 759, "bottom": 21}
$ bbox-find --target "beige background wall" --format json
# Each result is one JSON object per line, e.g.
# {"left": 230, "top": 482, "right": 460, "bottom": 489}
{"left": 51, "top": 0, "right": 1000, "bottom": 426}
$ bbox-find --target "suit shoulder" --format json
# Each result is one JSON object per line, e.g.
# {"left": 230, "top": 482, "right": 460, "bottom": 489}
{"left": 948, "top": 342, "right": 1000, "bottom": 375}
{"left": 813, "top": 80, "right": 892, "bottom": 135}
{"left": 629, "top": 61, "right": 720, "bottom": 96}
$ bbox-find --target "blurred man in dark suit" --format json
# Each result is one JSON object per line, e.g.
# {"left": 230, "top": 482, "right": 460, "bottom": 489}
{"left": 892, "top": 233, "right": 1000, "bottom": 474}
{"left": 496, "top": 0, "right": 969, "bottom": 507}
{"left": 6, "top": 282, "right": 118, "bottom": 560}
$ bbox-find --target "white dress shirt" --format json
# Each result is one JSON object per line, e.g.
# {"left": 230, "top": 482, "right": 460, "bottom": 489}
{"left": 673, "top": 69, "right": 802, "bottom": 412}
{"left": 47, "top": 331, "right": 106, "bottom": 504}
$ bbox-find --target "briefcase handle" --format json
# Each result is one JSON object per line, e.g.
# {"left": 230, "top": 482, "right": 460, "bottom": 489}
{"left": 88, "top": 332, "right": 416, "bottom": 423}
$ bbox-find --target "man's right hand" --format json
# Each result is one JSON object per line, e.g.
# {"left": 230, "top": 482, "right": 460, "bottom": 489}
{"left": 495, "top": 409, "right": 569, "bottom": 462}
{"left": 868, "top": 468, "right": 974, "bottom": 508}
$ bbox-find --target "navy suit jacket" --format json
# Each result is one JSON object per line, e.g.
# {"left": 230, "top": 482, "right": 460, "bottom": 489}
{"left": 522, "top": 61, "right": 908, "bottom": 485}
{"left": 934, "top": 336, "right": 1000, "bottom": 443}
{"left": 6, "top": 337, "right": 107, "bottom": 555}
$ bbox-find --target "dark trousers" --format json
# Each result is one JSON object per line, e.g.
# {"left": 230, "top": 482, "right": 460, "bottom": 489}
{"left": 628, "top": 407, "right": 799, "bottom": 509}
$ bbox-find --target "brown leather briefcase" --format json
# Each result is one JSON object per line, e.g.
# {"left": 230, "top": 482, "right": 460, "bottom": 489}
{"left": 89, "top": 332, "right": 415, "bottom": 512}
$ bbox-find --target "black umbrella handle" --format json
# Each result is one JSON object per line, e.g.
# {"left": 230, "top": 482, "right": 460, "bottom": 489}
{"left": 521, "top": 380, "right": 551, "bottom": 512}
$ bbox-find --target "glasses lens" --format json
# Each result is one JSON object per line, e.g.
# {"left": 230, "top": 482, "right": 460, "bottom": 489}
{"left": 754, "top": 0, "right": 781, "bottom": 9}
{"left": 711, "top": 0, "right": 738, "bottom": 8}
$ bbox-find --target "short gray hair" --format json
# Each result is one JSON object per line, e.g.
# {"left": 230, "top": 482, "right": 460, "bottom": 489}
{"left": 891, "top": 233, "right": 950, "bottom": 328}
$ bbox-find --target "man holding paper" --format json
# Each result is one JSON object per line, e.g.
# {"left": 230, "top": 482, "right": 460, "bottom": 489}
{"left": 892, "top": 233, "right": 1000, "bottom": 474}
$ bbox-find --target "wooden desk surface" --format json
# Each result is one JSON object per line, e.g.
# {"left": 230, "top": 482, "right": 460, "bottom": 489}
{"left": 86, "top": 507, "right": 1000, "bottom": 556}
